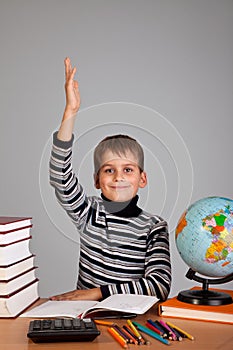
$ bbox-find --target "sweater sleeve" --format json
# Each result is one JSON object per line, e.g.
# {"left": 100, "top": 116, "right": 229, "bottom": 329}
{"left": 100, "top": 221, "right": 171, "bottom": 301}
{"left": 49, "top": 132, "right": 91, "bottom": 229}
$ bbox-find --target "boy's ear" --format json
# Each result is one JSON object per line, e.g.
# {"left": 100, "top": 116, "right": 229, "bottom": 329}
{"left": 94, "top": 173, "right": 100, "bottom": 189}
{"left": 139, "top": 171, "right": 147, "bottom": 188}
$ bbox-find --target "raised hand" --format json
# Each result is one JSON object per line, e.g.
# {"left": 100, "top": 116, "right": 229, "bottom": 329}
{"left": 57, "top": 57, "right": 81, "bottom": 141}
{"left": 64, "top": 57, "right": 80, "bottom": 117}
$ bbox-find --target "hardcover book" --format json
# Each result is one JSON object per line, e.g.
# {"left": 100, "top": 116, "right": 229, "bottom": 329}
{"left": 0, "top": 255, "right": 35, "bottom": 280}
{"left": 0, "top": 226, "right": 32, "bottom": 245}
{"left": 0, "top": 237, "right": 32, "bottom": 265}
{"left": 158, "top": 287, "right": 233, "bottom": 324}
{"left": 0, "top": 217, "right": 32, "bottom": 233}
{"left": 0, "top": 279, "right": 39, "bottom": 318}
{"left": 0, "top": 267, "right": 37, "bottom": 295}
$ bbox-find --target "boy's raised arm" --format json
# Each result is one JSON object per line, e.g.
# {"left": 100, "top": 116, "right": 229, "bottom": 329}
{"left": 57, "top": 57, "right": 80, "bottom": 141}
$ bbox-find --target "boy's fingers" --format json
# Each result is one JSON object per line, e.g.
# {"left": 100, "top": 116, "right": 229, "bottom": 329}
{"left": 70, "top": 66, "right": 77, "bottom": 80}
{"left": 64, "top": 57, "right": 70, "bottom": 78}
{"left": 73, "top": 80, "right": 79, "bottom": 89}
{"left": 64, "top": 57, "right": 73, "bottom": 80}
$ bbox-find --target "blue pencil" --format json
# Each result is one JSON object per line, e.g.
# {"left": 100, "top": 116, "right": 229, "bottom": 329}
{"left": 132, "top": 321, "right": 170, "bottom": 345}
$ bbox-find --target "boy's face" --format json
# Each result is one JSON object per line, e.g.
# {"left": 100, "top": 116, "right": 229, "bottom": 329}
{"left": 94, "top": 150, "right": 147, "bottom": 202}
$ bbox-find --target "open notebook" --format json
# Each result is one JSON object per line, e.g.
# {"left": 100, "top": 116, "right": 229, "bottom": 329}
{"left": 20, "top": 294, "right": 159, "bottom": 319}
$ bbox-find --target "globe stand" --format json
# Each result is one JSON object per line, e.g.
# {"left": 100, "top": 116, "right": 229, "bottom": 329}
{"left": 177, "top": 269, "right": 233, "bottom": 306}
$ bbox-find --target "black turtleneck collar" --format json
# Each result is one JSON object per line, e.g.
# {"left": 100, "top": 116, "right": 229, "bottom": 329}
{"left": 101, "top": 193, "right": 142, "bottom": 218}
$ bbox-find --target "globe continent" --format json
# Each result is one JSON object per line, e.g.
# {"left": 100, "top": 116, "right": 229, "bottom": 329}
{"left": 175, "top": 196, "right": 233, "bottom": 277}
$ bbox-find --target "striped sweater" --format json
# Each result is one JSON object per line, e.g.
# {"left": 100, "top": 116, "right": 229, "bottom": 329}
{"left": 49, "top": 133, "right": 171, "bottom": 300}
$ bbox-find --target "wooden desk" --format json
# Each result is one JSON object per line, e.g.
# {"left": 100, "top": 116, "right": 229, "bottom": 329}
{"left": 1, "top": 300, "right": 232, "bottom": 350}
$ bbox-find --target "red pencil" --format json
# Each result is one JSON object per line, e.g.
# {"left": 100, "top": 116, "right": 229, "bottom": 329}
{"left": 146, "top": 322, "right": 163, "bottom": 336}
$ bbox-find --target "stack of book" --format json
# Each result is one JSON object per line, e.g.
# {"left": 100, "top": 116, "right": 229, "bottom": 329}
{"left": 0, "top": 217, "right": 39, "bottom": 317}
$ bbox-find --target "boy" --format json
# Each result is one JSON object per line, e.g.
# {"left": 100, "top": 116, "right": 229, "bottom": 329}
{"left": 49, "top": 58, "right": 171, "bottom": 301}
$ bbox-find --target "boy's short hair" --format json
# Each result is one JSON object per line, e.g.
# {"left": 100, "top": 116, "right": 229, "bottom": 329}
{"left": 94, "top": 134, "right": 144, "bottom": 174}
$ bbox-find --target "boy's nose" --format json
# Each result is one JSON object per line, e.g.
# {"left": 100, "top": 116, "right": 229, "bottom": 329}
{"left": 113, "top": 170, "right": 124, "bottom": 181}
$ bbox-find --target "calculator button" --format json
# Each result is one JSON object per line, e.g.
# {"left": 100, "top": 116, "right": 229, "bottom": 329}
{"left": 33, "top": 320, "right": 41, "bottom": 330}
{"left": 42, "top": 320, "right": 52, "bottom": 329}
{"left": 64, "top": 319, "right": 72, "bottom": 329}
{"left": 72, "top": 319, "right": 81, "bottom": 329}
{"left": 54, "top": 319, "right": 63, "bottom": 329}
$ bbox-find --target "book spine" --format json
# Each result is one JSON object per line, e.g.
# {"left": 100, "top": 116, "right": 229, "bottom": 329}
{"left": 157, "top": 304, "right": 162, "bottom": 316}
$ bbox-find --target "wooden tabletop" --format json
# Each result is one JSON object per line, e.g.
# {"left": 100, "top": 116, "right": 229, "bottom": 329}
{"left": 1, "top": 299, "right": 233, "bottom": 350}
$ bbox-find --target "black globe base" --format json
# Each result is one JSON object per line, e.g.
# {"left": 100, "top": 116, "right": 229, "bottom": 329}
{"left": 179, "top": 268, "right": 233, "bottom": 306}
{"left": 177, "top": 289, "right": 233, "bottom": 306}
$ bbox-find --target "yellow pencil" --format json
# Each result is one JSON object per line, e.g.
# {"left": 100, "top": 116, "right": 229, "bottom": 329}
{"left": 166, "top": 321, "right": 194, "bottom": 340}
{"left": 126, "top": 319, "right": 143, "bottom": 341}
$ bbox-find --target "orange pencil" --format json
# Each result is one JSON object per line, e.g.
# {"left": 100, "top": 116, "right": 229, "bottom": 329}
{"left": 108, "top": 327, "right": 129, "bottom": 349}
{"left": 123, "top": 325, "right": 140, "bottom": 345}
{"left": 94, "top": 320, "right": 116, "bottom": 326}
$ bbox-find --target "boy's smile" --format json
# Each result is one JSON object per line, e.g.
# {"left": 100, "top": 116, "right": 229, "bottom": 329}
{"left": 94, "top": 150, "right": 147, "bottom": 202}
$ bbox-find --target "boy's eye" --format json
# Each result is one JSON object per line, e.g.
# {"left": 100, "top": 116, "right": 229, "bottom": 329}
{"left": 124, "top": 167, "right": 133, "bottom": 173}
{"left": 105, "top": 168, "right": 114, "bottom": 174}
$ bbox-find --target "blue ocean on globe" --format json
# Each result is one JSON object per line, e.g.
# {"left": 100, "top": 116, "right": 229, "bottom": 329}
{"left": 175, "top": 196, "right": 233, "bottom": 277}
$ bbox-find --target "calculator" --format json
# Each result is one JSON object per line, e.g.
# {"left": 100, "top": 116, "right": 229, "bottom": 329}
{"left": 27, "top": 318, "right": 100, "bottom": 343}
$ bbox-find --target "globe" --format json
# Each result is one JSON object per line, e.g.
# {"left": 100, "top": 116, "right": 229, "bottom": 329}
{"left": 175, "top": 196, "right": 233, "bottom": 305}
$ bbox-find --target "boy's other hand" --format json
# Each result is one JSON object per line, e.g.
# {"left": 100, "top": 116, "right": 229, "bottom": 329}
{"left": 64, "top": 57, "right": 80, "bottom": 117}
{"left": 49, "top": 287, "right": 102, "bottom": 301}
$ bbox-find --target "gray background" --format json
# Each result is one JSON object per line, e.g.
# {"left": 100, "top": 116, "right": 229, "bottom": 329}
{"left": 1, "top": 0, "right": 232, "bottom": 298}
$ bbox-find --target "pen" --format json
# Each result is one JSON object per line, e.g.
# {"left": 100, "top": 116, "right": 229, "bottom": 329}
{"left": 132, "top": 321, "right": 170, "bottom": 345}
{"left": 108, "top": 327, "right": 129, "bottom": 349}
{"left": 166, "top": 321, "right": 195, "bottom": 340}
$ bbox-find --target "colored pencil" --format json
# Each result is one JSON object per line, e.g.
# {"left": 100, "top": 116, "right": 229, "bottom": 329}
{"left": 122, "top": 325, "right": 139, "bottom": 344}
{"left": 146, "top": 319, "right": 164, "bottom": 336}
{"left": 166, "top": 323, "right": 183, "bottom": 341}
{"left": 166, "top": 321, "right": 194, "bottom": 340}
{"left": 108, "top": 327, "right": 129, "bottom": 349}
{"left": 127, "top": 319, "right": 143, "bottom": 340}
{"left": 159, "top": 320, "right": 177, "bottom": 340}
{"left": 156, "top": 320, "right": 172, "bottom": 339}
{"left": 132, "top": 321, "right": 170, "bottom": 345}
{"left": 113, "top": 325, "right": 130, "bottom": 343}
{"left": 94, "top": 320, "right": 116, "bottom": 326}
{"left": 153, "top": 320, "right": 169, "bottom": 337}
